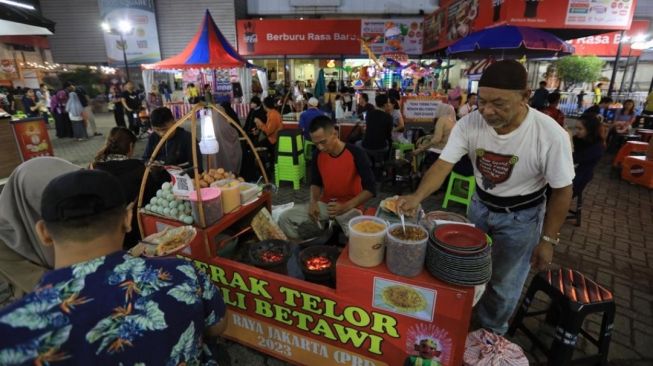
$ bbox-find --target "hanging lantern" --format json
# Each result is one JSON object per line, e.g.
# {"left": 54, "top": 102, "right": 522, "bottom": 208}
{"left": 199, "top": 109, "right": 219, "bottom": 155}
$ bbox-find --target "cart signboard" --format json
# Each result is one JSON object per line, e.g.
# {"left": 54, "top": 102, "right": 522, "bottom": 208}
{"left": 10, "top": 118, "right": 54, "bottom": 161}
{"left": 140, "top": 189, "right": 473, "bottom": 366}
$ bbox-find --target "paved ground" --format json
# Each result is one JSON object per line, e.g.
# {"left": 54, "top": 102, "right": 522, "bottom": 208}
{"left": 2, "top": 113, "right": 651, "bottom": 365}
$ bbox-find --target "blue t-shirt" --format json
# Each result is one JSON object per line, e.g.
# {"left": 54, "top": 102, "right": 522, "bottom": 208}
{"left": 298, "top": 108, "right": 328, "bottom": 138}
{"left": 0, "top": 251, "right": 225, "bottom": 365}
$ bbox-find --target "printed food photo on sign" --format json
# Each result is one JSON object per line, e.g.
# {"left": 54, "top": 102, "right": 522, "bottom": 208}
{"left": 373, "top": 277, "right": 436, "bottom": 322}
{"left": 404, "top": 324, "right": 453, "bottom": 366}
{"left": 447, "top": 0, "right": 479, "bottom": 41}
{"left": 475, "top": 149, "right": 518, "bottom": 190}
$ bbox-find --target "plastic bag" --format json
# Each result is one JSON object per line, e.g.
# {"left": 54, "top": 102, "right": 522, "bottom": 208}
{"left": 463, "top": 329, "right": 528, "bottom": 366}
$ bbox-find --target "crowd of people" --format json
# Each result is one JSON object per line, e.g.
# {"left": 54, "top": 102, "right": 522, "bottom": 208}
{"left": 1, "top": 58, "right": 652, "bottom": 363}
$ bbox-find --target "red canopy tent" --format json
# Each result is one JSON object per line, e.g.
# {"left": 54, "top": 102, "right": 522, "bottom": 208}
{"left": 141, "top": 10, "right": 260, "bottom": 118}
{"left": 142, "top": 10, "right": 255, "bottom": 70}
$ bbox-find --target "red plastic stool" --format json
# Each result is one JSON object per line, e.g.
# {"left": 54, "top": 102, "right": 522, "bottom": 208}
{"left": 612, "top": 141, "right": 649, "bottom": 168}
{"left": 621, "top": 155, "right": 653, "bottom": 189}
{"left": 636, "top": 129, "right": 653, "bottom": 143}
{"left": 508, "top": 268, "right": 615, "bottom": 366}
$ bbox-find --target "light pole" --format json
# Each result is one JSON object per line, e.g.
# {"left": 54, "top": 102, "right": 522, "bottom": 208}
{"left": 629, "top": 37, "right": 652, "bottom": 93}
{"left": 607, "top": 30, "right": 625, "bottom": 98}
{"left": 101, "top": 19, "right": 133, "bottom": 81}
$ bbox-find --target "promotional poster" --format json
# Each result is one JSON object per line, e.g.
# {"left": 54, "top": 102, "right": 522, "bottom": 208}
{"left": 361, "top": 19, "right": 424, "bottom": 55}
{"left": 423, "top": 0, "right": 639, "bottom": 53}
{"left": 10, "top": 118, "right": 54, "bottom": 161}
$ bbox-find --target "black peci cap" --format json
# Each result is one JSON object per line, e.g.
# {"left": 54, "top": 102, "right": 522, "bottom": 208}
{"left": 41, "top": 170, "right": 127, "bottom": 222}
{"left": 478, "top": 60, "right": 528, "bottom": 91}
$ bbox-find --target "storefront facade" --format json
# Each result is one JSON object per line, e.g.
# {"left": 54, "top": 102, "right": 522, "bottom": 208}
{"left": 236, "top": 18, "right": 426, "bottom": 94}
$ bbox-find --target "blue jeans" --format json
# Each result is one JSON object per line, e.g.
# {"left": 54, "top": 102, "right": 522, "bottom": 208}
{"left": 468, "top": 193, "right": 546, "bottom": 334}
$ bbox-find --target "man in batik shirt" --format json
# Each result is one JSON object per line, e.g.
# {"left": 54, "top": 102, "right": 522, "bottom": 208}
{"left": 0, "top": 170, "right": 226, "bottom": 364}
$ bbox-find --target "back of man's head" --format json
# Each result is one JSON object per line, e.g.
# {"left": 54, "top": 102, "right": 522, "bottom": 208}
{"left": 309, "top": 115, "right": 334, "bottom": 134}
{"left": 360, "top": 93, "right": 369, "bottom": 102}
{"left": 40, "top": 170, "right": 128, "bottom": 243}
{"left": 375, "top": 94, "right": 389, "bottom": 108}
{"left": 599, "top": 97, "right": 613, "bottom": 105}
{"left": 479, "top": 60, "right": 527, "bottom": 91}
{"left": 263, "top": 96, "right": 276, "bottom": 109}
{"left": 547, "top": 92, "right": 561, "bottom": 106}
{"left": 150, "top": 107, "right": 174, "bottom": 127}
{"left": 539, "top": 81, "right": 547, "bottom": 87}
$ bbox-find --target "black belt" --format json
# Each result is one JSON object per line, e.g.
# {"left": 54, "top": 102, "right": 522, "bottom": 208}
{"left": 476, "top": 186, "right": 547, "bottom": 213}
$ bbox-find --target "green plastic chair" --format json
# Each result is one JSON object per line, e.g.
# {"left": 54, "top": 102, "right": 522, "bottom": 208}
{"left": 442, "top": 171, "right": 476, "bottom": 212}
{"left": 304, "top": 140, "right": 315, "bottom": 161}
{"left": 392, "top": 142, "right": 414, "bottom": 156}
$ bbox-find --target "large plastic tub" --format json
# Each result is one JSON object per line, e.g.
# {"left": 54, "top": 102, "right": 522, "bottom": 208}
{"left": 347, "top": 216, "right": 388, "bottom": 267}
{"left": 188, "top": 188, "right": 223, "bottom": 227}
{"left": 385, "top": 223, "right": 428, "bottom": 277}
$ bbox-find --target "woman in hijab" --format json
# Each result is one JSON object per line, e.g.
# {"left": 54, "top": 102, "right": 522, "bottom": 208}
{"left": 66, "top": 88, "right": 88, "bottom": 141}
{"left": 0, "top": 157, "right": 80, "bottom": 299}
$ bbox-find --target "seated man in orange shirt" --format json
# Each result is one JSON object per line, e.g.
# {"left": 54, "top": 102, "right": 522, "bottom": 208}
{"left": 255, "top": 96, "right": 283, "bottom": 149}
{"left": 278, "top": 116, "right": 376, "bottom": 239}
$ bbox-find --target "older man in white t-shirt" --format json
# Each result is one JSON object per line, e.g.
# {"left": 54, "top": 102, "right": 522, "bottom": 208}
{"left": 399, "top": 60, "right": 574, "bottom": 335}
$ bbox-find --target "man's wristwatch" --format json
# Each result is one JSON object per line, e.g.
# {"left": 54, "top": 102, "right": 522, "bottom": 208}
{"left": 541, "top": 235, "right": 559, "bottom": 246}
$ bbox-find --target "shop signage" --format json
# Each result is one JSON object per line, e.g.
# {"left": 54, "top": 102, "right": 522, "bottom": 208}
{"left": 567, "top": 19, "right": 650, "bottom": 56}
{"left": 10, "top": 117, "right": 54, "bottom": 161}
{"left": 423, "top": 8, "right": 447, "bottom": 53}
{"left": 97, "top": 0, "right": 162, "bottom": 66}
{"left": 506, "top": 0, "right": 638, "bottom": 29}
{"left": 423, "top": 0, "right": 639, "bottom": 53}
{"left": 402, "top": 96, "right": 442, "bottom": 123}
{"left": 236, "top": 19, "right": 361, "bottom": 56}
{"left": 361, "top": 19, "right": 424, "bottom": 55}
{"left": 176, "top": 249, "right": 472, "bottom": 366}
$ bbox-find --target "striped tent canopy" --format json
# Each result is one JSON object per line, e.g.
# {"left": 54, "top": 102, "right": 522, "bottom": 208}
{"left": 142, "top": 10, "right": 255, "bottom": 70}
{"left": 465, "top": 58, "right": 495, "bottom": 75}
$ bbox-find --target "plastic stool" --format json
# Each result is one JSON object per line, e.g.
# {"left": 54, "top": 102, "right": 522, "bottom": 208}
{"left": 612, "top": 141, "right": 649, "bottom": 168}
{"left": 392, "top": 142, "right": 414, "bottom": 156}
{"left": 275, "top": 159, "right": 305, "bottom": 190}
{"left": 621, "top": 155, "right": 653, "bottom": 189}
{"left": 636, "top": 129, "right": 653, "bottom": 143}
{"left": 274, "top": 130, "right": 306, "bottom": 190}
{"left": 508, "top": 268, "right": 615, "bottom": 366}
{"left": 304, "top": 140, "right": 315, "bottom": 161}
{"left": 442, "top": 172, "right": 476, "bottom": 211}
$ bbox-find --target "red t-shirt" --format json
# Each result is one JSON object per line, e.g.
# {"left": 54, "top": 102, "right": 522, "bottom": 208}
{"left": 311, "top": 144, "right": 376, "bottom": 204}
{"left": 542, "top": 106, "right": 565, "bottom": 127}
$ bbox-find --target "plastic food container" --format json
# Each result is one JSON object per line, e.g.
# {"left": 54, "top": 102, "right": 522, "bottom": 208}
{"left": 386, "top": 223, "right": 429, "bottom": 277}
{"left": 220, "top": 180, "right": 241, "bottom": 213}
{"left": 239, "top": 182, "right": 259, "bottom": 203}
{"left": 188, "top": 188, "right": 223, "bottom": 227}
{"left": 348, "top": 216, "right": 388, "bottom": 267}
